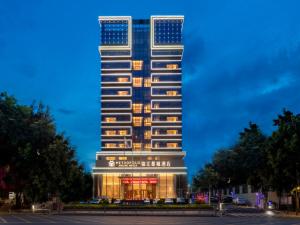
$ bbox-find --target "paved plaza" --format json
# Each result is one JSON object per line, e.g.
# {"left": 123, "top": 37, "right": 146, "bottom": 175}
{"left": 0, "top": 214, "right": 299, "bottom": 225}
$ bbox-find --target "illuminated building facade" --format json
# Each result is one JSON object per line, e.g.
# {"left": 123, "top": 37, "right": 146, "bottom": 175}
{"left": 93, "top": 16, "right": 187, "bottom": 200}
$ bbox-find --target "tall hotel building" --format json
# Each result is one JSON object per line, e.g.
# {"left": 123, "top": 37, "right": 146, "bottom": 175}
{"left": 93, "top": 16, "right": 187, "bottom": 200}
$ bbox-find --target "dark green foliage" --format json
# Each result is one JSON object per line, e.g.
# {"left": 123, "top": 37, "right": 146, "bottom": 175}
{"left": 193, "top": 112, "right": 300, "bottom": 201}
{"left": 0, "top": 92, "right": 92, "bottom": 206}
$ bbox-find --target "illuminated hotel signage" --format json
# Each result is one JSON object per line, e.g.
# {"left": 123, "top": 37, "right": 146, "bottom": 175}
{"left": 108, "top": 160, "right": 171, "bottom": 167}
{"left": 121, "top": 177, "right": 158, "bottom": 184}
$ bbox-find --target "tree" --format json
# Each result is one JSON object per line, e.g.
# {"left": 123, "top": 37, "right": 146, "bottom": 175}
{"left": 0, "top": 92, "right": 92, "bottom": 206}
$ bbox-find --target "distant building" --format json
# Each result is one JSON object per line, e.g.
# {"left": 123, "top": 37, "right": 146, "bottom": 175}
{"left": 93, "top": 16, "right": 187, "bottom": 200}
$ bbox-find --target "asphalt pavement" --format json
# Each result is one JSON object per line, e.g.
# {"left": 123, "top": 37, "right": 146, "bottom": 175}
{"left": 0, "top": 214, "right": 299, "bottom": 225}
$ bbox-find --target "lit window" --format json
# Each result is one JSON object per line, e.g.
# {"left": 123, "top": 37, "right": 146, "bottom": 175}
{"left": 154, "top": 143, "right": 159, "bottom": 148}
{"left": 154, "top": 103, "right": 159, "bottom": 109}
{"left": 133, "top": 117, "right": 142, "bottom": 127}
{"left": 144, "top": 117, "right": 151, "bottom": 126}
{"left": 105, "top": 117, "right": 116, "bottom": 122}
{"left": 167, "top": 116, "right": 178, "bottom": 122}
{"left": 167, "top": 130, "right": 178, "bottom": 135}
{"left": 133, "top": 103, "right": 143, "bottom": 113}
{"left": 145, "top": 143, "right": 151, "bottom": 150}
{"left": 118, "top": 156, "right": 127, "bottom": 160}
{"left": 105, "top": 130, "right": 116, "bottom": 135}
{"left": 166, "top": 64, "right": 178, "bottom": 69}
{"left": 132, "top": 60, "right": 143, "bottom": 70}
{"left": 166, "top": 91, "right": 177, "bottom": 96}
{"left": 154, "top": 130, "right": 160, "bottom": 135}
{"left": 106, "top": 157, "right": 116, "bottom": 160}
{"left": 144, "top": 78, "right": 151, "bottom": 87}
{"left": 153, "top": 78, "right": 159, "bottom": 82}
{"left": 144, "top": 104, "right": 151, "bottom": 113}
{"left": 147, "top": 156, "right": 153, "bottom": 160}
{"left": 144, "top": 130, "right": 151, "bottom": 139}
{"left": 105, "top": 143, "right": 116, "bottom": 148}
{"left": 119, "top": 143, "right": 125, "bottom": 148}
{"left": 119, "top": 130, "right": 128, "bottom": 136}
{"left": 133, "top": 77, "right": 143, "bottom": 87}
{"left": 167, "top": 143, "right": 178, "bottom": 148}
{"left": 118, "top": 91, "right": 129, "bottom": 96}
{"left": 118, "top": 77, "right": 129, "bottom": 83}
{"left": 133, "top": 143, "right": 142, "bottom": 151}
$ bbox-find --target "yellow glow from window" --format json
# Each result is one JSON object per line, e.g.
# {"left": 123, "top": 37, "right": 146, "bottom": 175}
{"left": 144, "top": 78, "right": 151, "bottom": 87}
{"left": 167, "top": 143, "right": 178, "bottom": 148}
{"left": 105, "top": 143, "right": 116, "bottom": 148}
{"left": 133, "top": 77, "right": 143, "bottom": 87}
{"left": 154, "top": 130, "right": 160, "bottom": 135}
{"left": 105, "top": 130, "right": 116, "bottom": 135}
{"left": 144, "top": 130, "right": 151, "bottom": 139}
{"left": 166, "top": 64, "right": 178, "bottom": 69}
{"left": 167, "top": 116, "right": 178, "bottom": 122}
{"left": 167, "top": 130, "right": 178, "bottom": 135}
{"left": 144, "top": 117, "right": 151, "bottom": 126}
{"left": 145, "top": 143, "right": 151, "bottom": 150}
{"left": 118, "top": 143, "right": 125, "bottom": 148}
{"left": 105, "top": 117, "right": 116, "bottom": 122}
{"left": 119, "top": 130, "right": 128, "bottom": 136}
{"left": 106, "top": 157, "right": 116, "bottom": 160}
{"left": 117, "top": 77, "right": 129, "bottom": 83}
{"left": 144, "top": 104, "right": 151, "bottom": 113}
{"left": 133, "top": 117, "right": 142, "bottom": 127}
{"left": 147, "top": 156, "right": 153, "bottom": 160}
{"left": 118, "top": 156, "right": 127, "bottom": 160}
{"left": 153, "top": 78, "right": 159, "bottom": 82}
{"left": 133, "top": 103, "right": 143, "bottom": 113}
{"left": 166, "top": 91, "right": 177, "bottom": 96}
{"left": 133, "top": 142, "right": 142, "bottom": 151}
{"left": 154, "top": 103, "right": 159, "bottom": 109}
{"left": 132, "top": 60, "right": 143, "bottom": 70}
{"left": 118, "top": 91, "right": 129, "bottom": 96}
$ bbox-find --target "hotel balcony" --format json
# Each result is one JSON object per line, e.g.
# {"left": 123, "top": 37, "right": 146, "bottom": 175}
{"left": 151, "top": 73, "right": 182, "bottom": 86}
{"left": 151, "top": 127, "right": 182, "bottom": 137}
{"left": 101, "top": 113, "right": 132, "bottom": 125}
{"left": 101, "top": 139, "right": 132, "bottom": 151}
{"left": 151, "top": 140, "right": 182, "bottom": 151}
{"left": 101, "top": 126, "right": 132, "bottom": 137}
{"left": 101, "top": 73, "right": 132, "bottom": 86}
{"left": 151, "top": 113, "right": 182, "bottom": 124}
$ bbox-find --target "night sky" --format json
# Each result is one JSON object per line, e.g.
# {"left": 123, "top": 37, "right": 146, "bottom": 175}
{"left": 1, "top": 0, "right": 300, "bottom": 180}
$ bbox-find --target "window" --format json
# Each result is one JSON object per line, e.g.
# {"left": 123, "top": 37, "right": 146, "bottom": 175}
{"left": 167, "top": 116, "right": 178, "bottom": 122}
{"left": 132, "top": 60, "right": 143, "bottom": 70}
{"left": 106, "top": 157, "right": 116, "bottom": 160}
{"left": 105, "top": 130, "right": 116, "bottom": 135}
{"left": 153, "top": 77, "right": 159, "bottom": 82}
{"left": 118, "top": 156, "right": 127, "bottom": 160}
{"left": 167, "top": 143, "right": 178, "bottom": 148}
{"left": 133, "top": 103, "right": 143, "bottom": 113}
{"left": 118, "top": 143, "right": 125, "bottom": 148}
{"left": 118, "top": 91, "right": 129, "bottom": 96}
{"left": 117, "top": 77, "right": 129, "bottom": 83}
{"left": 154, "top": 103, "right": 159, "bottom": 109}
{"left": 133, "top": 143, "right": 142, "bottom": 151}
{"left": 166, "top": 64, "right": 178, "bottom": 70}
{"left": 166, "top": 91, "right": 177, "bottom": 96}
{"left": 144, "top": 78, "right": 151, "bottom": 87}
{"left": 144, "top": 130, "right": 151, "bottom": 139}
{"left": 105, "top": 117, "right": 116, "bottom": 122}
{"left": 105, "top": 143, "right": 116, "bottom": 148}
{"left": 133, "top": 117, "right": 142, "bottom": 126}
{"left": 167, "top": 130, "right": 178, "bottom": 135}
{"left": 145, "top": 143, "right": 151, "bottom": 150}
{"left": 144, "top": 104, "right": 151, "bottom": 113}
{"left": 144, "top": 117, "right": 151, "bottom": 126}
{"left": 119, "top": 130, "right": 127, "bottom": 136}
{"left": 133, "top": 77, "right": 143, "bottom": 87}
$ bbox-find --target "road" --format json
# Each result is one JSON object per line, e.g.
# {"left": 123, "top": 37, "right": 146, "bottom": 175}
{"left": 0, "top": 214, "right": 299, "bottom": 225}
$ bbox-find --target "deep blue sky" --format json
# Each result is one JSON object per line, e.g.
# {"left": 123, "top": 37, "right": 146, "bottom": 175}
{"left": 1, "top": 0, "right": 300, "bottom": 179}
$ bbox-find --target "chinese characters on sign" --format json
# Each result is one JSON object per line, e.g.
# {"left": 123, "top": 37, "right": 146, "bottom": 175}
{"left": 108, "top": 160, "right": 171, "bottom": 167}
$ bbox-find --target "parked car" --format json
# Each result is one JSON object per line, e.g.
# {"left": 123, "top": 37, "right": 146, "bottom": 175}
{"left": 153, "top": 199, "right": 160, "bottom": 204}
{"left": 89, "top": 198, "right": 101, "bottom": 204}
{"left": 233, "top": 196, "right": 248, "bottom": 205}
{"left": 176, "top": 197, "right": 186, "bottom": 204}
{"left": 144, "top": 199, "right": 150, "bottom": 204}
{"left": 164, "top": 198, "right": 174, "bottom": 204}
{"left": 113, "top": 199, "right": 122, "bottom": 204}
{"left": 222, "top": 196, "right": 233, "bottom": 203}
{"left": 210, "top": 196, "right": 219, "bottom": 203}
